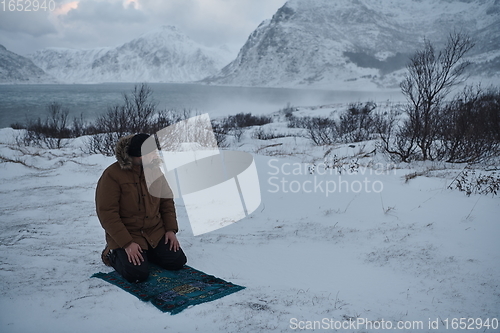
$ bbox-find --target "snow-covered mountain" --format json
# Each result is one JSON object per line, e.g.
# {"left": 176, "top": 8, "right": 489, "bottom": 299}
{"left": 28, "top": 26, "right": 233, "bottom": 84}
{"left": 204, "top": 0, "right": 500, "bottom": 89}
{"left": 0, "top": 45, "right": 56, "bottom": 84}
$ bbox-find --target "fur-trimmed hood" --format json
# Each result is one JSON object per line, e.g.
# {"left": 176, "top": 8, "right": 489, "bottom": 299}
{"left": 115, "top": 134, "right": 135, "bottom": 170}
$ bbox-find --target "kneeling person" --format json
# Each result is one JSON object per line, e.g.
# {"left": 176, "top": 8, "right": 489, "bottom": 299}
{"left": 96, "top": 133, "right": 187, "bottom": 283}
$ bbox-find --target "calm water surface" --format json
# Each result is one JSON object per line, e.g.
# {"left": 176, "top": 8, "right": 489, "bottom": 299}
{"left": 0, "top": 83, "right": 403, "bottom": 128}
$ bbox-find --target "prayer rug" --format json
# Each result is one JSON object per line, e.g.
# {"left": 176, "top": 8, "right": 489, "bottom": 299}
{"left": 92, "top": 264, "right": 245, "bottom": 314}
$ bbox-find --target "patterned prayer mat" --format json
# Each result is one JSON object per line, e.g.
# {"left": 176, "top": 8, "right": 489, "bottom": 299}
{"left": 92, "top": 264, "right": 245, "bottom": 314}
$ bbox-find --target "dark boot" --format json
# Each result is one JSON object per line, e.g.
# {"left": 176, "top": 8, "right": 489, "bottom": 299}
{"left": 101, "top": 245, "right": 113, "bottom": 267}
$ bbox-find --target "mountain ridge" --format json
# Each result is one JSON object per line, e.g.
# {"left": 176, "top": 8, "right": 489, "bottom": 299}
{"left": 0, "top": 44, "right": 56, "bottom": 84}
{"left": 27, "top": 25, "right": 233, "bottom": 84}
{"left": 204, "top": 0, "right": 500, "bottom": 89}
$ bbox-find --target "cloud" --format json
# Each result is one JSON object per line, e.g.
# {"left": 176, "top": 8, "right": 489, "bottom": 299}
{"left": 0, "top": 0, "right": 287, "bottom": 55}
{"left": 62, "top": 0, "right": 147, "bottom": 24}
{"left": 0, "top": 9, "right": 57, "bottom": 37}
{"left": 139, "top": 0, "right": 287, "bottom": 47}
{"left": 46, "top": 0, "right": 150, "bottom": 49}
{"left": 53, "top": 1, "right": 79, "bottom": 16}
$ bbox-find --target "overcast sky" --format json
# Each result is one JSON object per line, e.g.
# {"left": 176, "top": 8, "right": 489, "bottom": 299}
{"left": 0, "top": 0, "right": 288, "bottom": 56}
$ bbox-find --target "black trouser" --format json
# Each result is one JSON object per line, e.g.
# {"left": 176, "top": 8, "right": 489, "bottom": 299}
{"left": 110, "top": 236, "right": 187, "bottom": 283}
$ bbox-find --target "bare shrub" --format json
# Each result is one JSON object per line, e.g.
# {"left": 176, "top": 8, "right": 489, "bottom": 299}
{"left": 303, "top": 117, "right": 338, "bottom": 145}
{"left": 85, "top": 84, "right": 188, "bottom": 156}
{"left": 221, "top": 113, "right": 273, "bottom": 129}
{"left": 338, "top": 101, "right": 377, "bottom": 143}
{"left": 287, "top": 114, "right": 338, "bottom": 145}
{"left": 399, "top": 32, "right": 475, "bottom": 161}
{"left": 279, "top": 102, "right": 296, "bottom": 120}
{"left": 377, "top": 84, "right": 499, "bottom": 164}
{"left": 9, "top": 122, "right": 25, "bottom": 130}
{"left": 438, "top": 86, "right": 500, "bottom": 163}
{"left": 287, "top": 115, "right": 311, "bottom": 129}
{"left": 378, "top": 33, "right": 475, "bottom": 162}
{"left": 71, "top": 113, "right": 90, "bottom": 138}
{"left": 251, "top": 127, "right": 292, "bottom": 140}
{"left": 213, "top": 112, "right": 274, "bottom": 144}
{"left": 449, "top": 165, "right": 500, "bottom": 196}
{"left": 18, "top": 102, "right": 72, "bottom": 149}
{"left": 210, "top": 120, "right": 229, "bottom": 148}
{"left": 374, "top": 106, "right": 420, "bottom": 162}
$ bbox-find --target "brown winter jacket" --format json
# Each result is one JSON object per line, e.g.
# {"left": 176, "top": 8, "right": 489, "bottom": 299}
{"left": 95, "top": 134, "right": 178, "bottom": 250}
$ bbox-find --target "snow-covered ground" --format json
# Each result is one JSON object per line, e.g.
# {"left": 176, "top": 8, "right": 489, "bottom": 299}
{"left": 0, "top": 104, "right": 499, "bottom": 333}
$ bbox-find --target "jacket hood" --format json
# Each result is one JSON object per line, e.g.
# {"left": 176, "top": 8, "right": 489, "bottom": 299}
{"left": 115, "top": 134, "right": 135, "bottom": 170}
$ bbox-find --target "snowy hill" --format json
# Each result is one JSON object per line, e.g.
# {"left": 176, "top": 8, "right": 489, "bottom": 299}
{"left": 0, "top": 102, "right": 499, "bottom": 332}
{"left": 28, "top": 26, "right": 233, "bottom": 84}
{"left": 204, "top": 0, "right": 500, "bottom": 89}
{"left": 0, "top": 44, "right": 56, "bottom": 84}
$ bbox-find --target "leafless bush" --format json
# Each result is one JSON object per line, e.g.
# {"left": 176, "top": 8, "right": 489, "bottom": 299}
{"left": 399, "top": 32, "right": 475, "bottom": 161}
{"left": 287, "top": 102, "right": 381, "bottom": 146}
{"left": 71, "top": 113, "right": 90, "bottom": 138}
{"left": 449, "top": 166, "right": 500, "bottom": 196}
{"left": 338, "top": 101, "right": 377, "bottom": 143}
{"left": 85, "top": 84, "right": 189, "bottom": 156}
{"left": 304, "top": 117, "right": 338, "bottom": 145}
{"left": 212, "top": 112, "right": 274, "bottom": 144}
{"left": 376, "top": 85, "right": 500, "bottom": 163}
{"left": 251, "top": 127, "right": 292, "bottom": 140}
{"left": 17, "top": 102, "right": 73, "bottom": 149}
{"left": 9, "top": 122, "right": 25, "bottom": 130}
{"left": 287, "top": 115, "right": 311, "bottom": 129}
{"left": 279, "top": 102, "right": 296, "bottom": 120}
{"left": 220, "top": 112, "right": 273, "bottom": 130}
{"left": 210, "top": 120, "right": 229, "bottom": 148}
{"left": 378, "top": 33, "right": 481, "bottom": 162}
{"left": 153, "top": 113, "right": 218, "bottom": 152}
{"left": 438, "top": 86, "right": 500, "bottom": 163}
{"left": 375, "top": 107, "right": 419, "bottom": 162}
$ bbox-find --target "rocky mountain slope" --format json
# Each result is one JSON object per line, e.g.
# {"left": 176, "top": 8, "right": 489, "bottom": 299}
{"left": 0, "top": 45, "right": 56, "bottom": 84}
{"left": 28, "top": 26, "right": 233, "bottom": 84}
{"left": 204, "top": 0, "right": 500, "bottom": 89}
